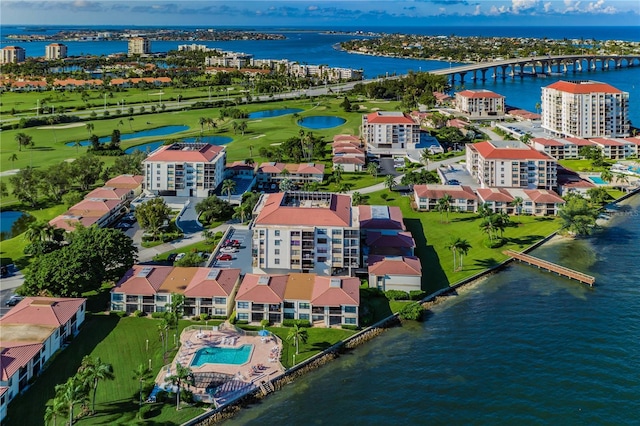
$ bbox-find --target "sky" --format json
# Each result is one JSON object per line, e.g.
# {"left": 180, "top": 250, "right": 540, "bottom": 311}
{"left": 1, "top": 0, "right": 639, "bottom": 27}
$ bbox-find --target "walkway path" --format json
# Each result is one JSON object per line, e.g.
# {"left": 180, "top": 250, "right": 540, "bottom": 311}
{"left": 136, "top": 223, "right": 230, "bottom": 263}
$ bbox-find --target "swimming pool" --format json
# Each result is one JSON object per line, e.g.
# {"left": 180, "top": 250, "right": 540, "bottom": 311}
{"left": 191, "top": 344, "right": 253, "bottom": 367}
{"left": 589, "top": 176, "right": 607, "bottom": 185}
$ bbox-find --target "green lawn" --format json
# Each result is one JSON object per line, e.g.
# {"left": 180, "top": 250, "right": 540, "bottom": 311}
{"left": 6, "top": 315, "right": 354, "bottom": 425}
{"left": 362, "top": 190, "right": 561, "bottom": 293}
{"left": 152, "top": 241, "right": 215, "bottom": 262}
{"left": 558, "top": 159, "right": 612, "bottom": 172}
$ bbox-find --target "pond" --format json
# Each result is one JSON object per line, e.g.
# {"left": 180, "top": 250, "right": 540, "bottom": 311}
{"left": 65, "top": 125, "right": 190, "bottom": 147}
{"left": 297, "top": 116, "right": 346, "bottom": 129}
{"left": 248, "top": 108, "right": 303, "bottom": 119}
{"left": 125, "top": 136, "right": 233, "bottom": 154}
{"left": 0, "top": 211, "right": 35, "bottom": 241}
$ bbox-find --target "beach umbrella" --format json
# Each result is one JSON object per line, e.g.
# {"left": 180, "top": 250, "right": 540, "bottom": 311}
{"left": 258, "top": 329, "right": 270, "bottom": 336}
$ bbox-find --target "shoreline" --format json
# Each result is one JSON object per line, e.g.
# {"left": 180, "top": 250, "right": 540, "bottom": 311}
{"left": 191, "top": 188, "right": 640, "bottom": 425}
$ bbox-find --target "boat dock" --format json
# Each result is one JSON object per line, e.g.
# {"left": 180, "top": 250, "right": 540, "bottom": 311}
{"left": 503, "top": 250, "right": 595, "bottom": 286}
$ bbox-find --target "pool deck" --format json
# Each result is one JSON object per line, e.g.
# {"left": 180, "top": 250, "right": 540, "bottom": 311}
{"left": 156, "top": 325, "right": 284, "bottom": 406}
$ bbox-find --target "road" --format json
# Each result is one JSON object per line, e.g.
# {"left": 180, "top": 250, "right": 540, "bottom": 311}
{"left": 0, "top": 267, "right": 24, "bottom": 317}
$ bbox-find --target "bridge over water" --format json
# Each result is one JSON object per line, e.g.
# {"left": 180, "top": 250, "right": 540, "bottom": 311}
{"left": 429, "top": 54, "right": 640, "bottom": 85}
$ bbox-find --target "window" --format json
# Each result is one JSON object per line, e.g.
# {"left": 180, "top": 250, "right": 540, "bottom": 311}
{"left": 275, "top": 240, "right": 280, "bottom": 246}
{"left": 318, "top": 257, "right": 327, "bottom": 262}
{"left": 284, "top": 312, "right": 295, "bottom": 319}
{"left": 274, "top": 230, "right": 280, "bottom": 237}
{"left": 237, "top": 302, "right": 249, "bottom": 309}
{"left": 299, "top": 313, "right": 310, "bottom": 320}
{"left": 112, "top": 293, "right": 123, "bottom": 301}
{"left": 156, "top": 295, "right": 167, "bottom": 302}
{"left": 299, "top": 302, "right": 310, "bottom": 310}
{"left": 284, "top": 301, "right": 295, "bottom": 309}
{"left": 344, "top": 306, "right": 357, "bottom": 313}
{"left": 237, "top": 313, "right": 248, "bottom": 320}
{"left": 274, "top": 259, "right": 280, "bottom": 265}
{"left": 345, "top": 317, "right": 356, "bottom": 324}
{"left": 214, "top": 297, "right": 226, "bottom": 305}
{"left": 274, "top": 249, "right": 280, "bottom": 255}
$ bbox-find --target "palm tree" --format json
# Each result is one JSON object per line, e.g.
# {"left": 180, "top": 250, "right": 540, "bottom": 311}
{"left": 384, "top": 174, "right": 396, "bottom": 192}
{"left": 456, "top": 239, "right": 472, "bottom": 270}
{"left": 85, "top": 122, "right": 94, "bottom": 136}
{"left": 166, "top": 362, "right": 194, "bottom": 410}
{"left": 600, "top": 169, "right": 613, "bottom": 184}
{"left": 44, "top": 396, "right": 68, "bottom": 426}
{"left": 366, "top": 162, "right": 378, "bottom": 179}
{"left": 352, "top": 191, "right": 364, "bottom": 206}
{"left": 55, "top": 376, "right": 87, "bottom": 426}
{"left": 132, "top": 364, "right": 152, "bottom": 413}
{"left": 440, "top": 194, "right": 453, "bottom": 222}
{"left": 221, "top": 179, "right": 236, "bottom": 202}
{"left": 333, "top": 164, "right": 344, "bottom": 184}
{"left": 73, "top": 141, "right": 82, "bottom": 153}
{"left": 480, "top": 215, "right": 496, "bottom": 241}
{"left": 198, "top": 117, "right": 206, "bottom": 134}
{"left": 615, "top": 173, "right": 630, "bottom": 186}
{"left": 233, "top": 203, "right": 251, "bottom": 223}
{"left": 248, "top": 144, "right": 254, "bottom": 158}
{"left": 8, "top": 153, "right": 18, "bottom": 167}
{"left": 535, "top": 102, "right": 541, "bottom": 114}
{"left": 238, "top": 121, "right": 248, "bottom": 136}
{"left": 24, "top": 221, "right": 55, "bottom": 243}
{"left": 78, "top": 356, "right": 114, "bottom": 415}
{"left": 286, "top": 323, "right": 308, "bottom": 355}
{"left": 510, "top": 196, "right": 524, "bottom": 220}
{"left": 420, "top": 149, "right": 431, "bottom": 168}
{"left": 447, "top": 237, "right": 461, "bottom": 272}
{"left": 15, "top": 132, "right": 32, "bottom": 152}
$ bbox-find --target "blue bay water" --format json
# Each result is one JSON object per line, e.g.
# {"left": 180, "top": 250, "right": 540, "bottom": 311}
{"left": 2, "top": 26, "right": 639, "bottom": 125}
{"left": 227, "top": 196, "right": 640, "bottom": 425}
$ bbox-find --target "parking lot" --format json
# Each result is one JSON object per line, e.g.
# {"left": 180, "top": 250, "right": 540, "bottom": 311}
{"left": 209, "top": 227, "right": 253, "bottom": 274}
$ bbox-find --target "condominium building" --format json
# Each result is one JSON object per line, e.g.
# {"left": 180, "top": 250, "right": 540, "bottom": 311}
{"left": 110, "top": 266, "right": 242, "bottom": 317}
{"left": 235, "top": 273, "right": 360, "bottom": 327}
{"left": 1, "top": 46, "right": 26, "bottom": 64}
{"left": 466, "top": 140, "right": 557, "bottom": 190}
{"left": 143, "top": 143, "right": 226, "bottom": 197}
{"left": 251, "top": 192, "right": 360, "bottom": 276}
{"left": 541, "top": 80, "right": 629, "bottom": 138}
{"left": 361, "top": 111, "right": 420, "bottom": 157}
{"left": 0, "top": 297, "right": 87, "bottom": 421}
{"left": 45, "top": 43, "right": 67, "bottom": 60}
{"left": 128, "top": 37, "right": 151, "bottom": 55}
{"left": 256, "top": 162, "right": 325, "bottom": 186}
{"left": 455, "top": 89, "right": 505, "bottom": 119}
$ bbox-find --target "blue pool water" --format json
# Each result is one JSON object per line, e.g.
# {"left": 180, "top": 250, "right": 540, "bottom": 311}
{"left": 65, "top": 125, "right": 189, "bottom": 147}
{"left": 190, "top": 344, "right": 253, "bottom": 367}
{"left": 249, "top": 108, "right": 303, "bottom": 119}
{"left": 297, "top": 116, "right": 346, "bottom": 129}
{"left": 589, "top": 176, "right": 607, "bottom": 185}
{"left": 416, "top": 132, "right": 443, "bottom": 150}
{"left": 125, "top": 135, "right": 233, "bottom": 154}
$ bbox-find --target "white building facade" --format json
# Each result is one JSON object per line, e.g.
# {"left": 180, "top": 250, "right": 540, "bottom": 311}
{"left": 361, "top": 111, "right": 420, "bottom": 157}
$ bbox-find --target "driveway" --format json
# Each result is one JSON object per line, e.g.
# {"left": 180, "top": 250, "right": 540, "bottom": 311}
{"left": 209, "top": 227, "right": 253, "bottom": 275}
{"left": 378, "top": 158, "right": 401, "bottom": 177}
{"left": 162, "top": 196, "right": 205, "bottom": 235}
{"left": 0, "top": 266, "right": 24, "bottom": 318}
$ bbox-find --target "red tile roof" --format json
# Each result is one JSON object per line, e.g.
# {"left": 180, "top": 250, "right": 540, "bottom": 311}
{"left": 85, "top": 187, "right": 129, "bottom": 200}
{"left": 368, "top": 256, "right": 422, "bottom": 276}
{"left": 0, "top": 297, "right": 85, "bottom": 327}
{"left": 113, "top": 265, "right": 174, "bottom": 296}
{"left": 508, "top": 109, "right": 541, "bottom": 120}
{"left": 457, "top": 89, "right": 504, "bottom": 99}
{"left": 333, "top": 156, "right": 365, "bottom": 165}
{"left": 545, "top": 80, "right": 622, "bottom": 94}
{"left": 413, "top": 184, "right": 477, "bottom": 200}
{"left": 0, "top": 343, "right": 43, "bottom": 381}
{"left": 358, "top": 205, "right": 405, "bottom": 231}
{"left": 523, "top": 189, "right": 565, "bottom": 204}
{"left": 254, "top": 193, "right": 353, "bottom": 227}
{"left": 184, "top": 268, "right": 241, "bottom": 298}
{"left": 68, "top": 198, "right": 121, "bottom": 215}
{"left": 146, "top": 143, "right": 224, "bottom": 163}
{"left": 333, "top": 134, "right": 361, "bottom": 143}
{"left": 622, "top": 137, "right": 640, "bottom": 146}
{"left": 311, "top": 276, "right": 360, "bottom": 306}
{"left": 366, "top": 231, "right": 415, "bottom": 248}
{"left": 589, "top": 138, "right": 625, "bottom": 147}
{"left": 365, "top": 111, "right": 416, "bottom": 125}
{"left": 49, "top": 214, "right": 99, "bottom": 231}
{"left": 105, "top": 174, "right": 143, "bottom": 189}
{"left": 469, "top": 141, "right": 553, "bottom": 160}
{"left": 235, "top": 274, "right": 288, "bottom": 304}
{"left": 563, "top": 137, "right": 595, "bottom": 146}
{"left": 476, "top": 188, "right": 514, "bottom": 203}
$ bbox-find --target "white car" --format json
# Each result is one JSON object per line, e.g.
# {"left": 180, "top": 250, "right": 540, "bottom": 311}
{"left": 175, "top": 253, "right": 186, "bottom": 261}
{"left": 220, "top": 247, "right": 238, "bottom": 254}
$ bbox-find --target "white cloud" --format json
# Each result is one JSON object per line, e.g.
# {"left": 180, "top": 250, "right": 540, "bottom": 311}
{"left": 473, "top": 4, "right": 481, "bottom": 15}
{"left": 543, "top": 2, "right": 553, "bottom": 12}
{"left": 511, "top": 0, "right": 538, "bottom": 13}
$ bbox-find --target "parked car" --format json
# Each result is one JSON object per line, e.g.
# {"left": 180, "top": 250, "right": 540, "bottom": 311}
{"left": 175, "top": 253, "right": 186, "bottom": 261}
{"left": 167, "top": 253, "right": 177, "bottom": 262}
{"left": 447, "top": 179, "right": 460, "bottom": 185}
{"left": 220, "top": 247, "right": 238, "bottom": 254}
{"left": 6, "top": 295, "right": 23, "bottom": 306}
{"left": 217, "top": 254, "right": 233, "bottom": 261}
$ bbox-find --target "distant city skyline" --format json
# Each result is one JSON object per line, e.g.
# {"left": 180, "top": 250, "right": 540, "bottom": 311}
{"left": 2, "top": 0, "right": 639, "bottom": 27}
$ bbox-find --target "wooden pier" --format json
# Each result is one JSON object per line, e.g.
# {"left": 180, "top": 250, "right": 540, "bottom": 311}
{"left": 503, "top": 250, "right": 595, "bottom": 286}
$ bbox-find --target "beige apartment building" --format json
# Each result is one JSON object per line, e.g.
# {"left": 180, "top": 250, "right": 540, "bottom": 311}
{"left": 1, "top": 46, "right": 26, "bottom": 64}
{"left": 128, "top": 37, "right": 151, "bottom": 55}
{"left": 455, "top": 89, "right": 505, "bottom": 119}
{"left": 45, "top": 43, "right": 67, "bottom": 60}
{"left": 541, "top": 80, "right": 629, "bottom": 138}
